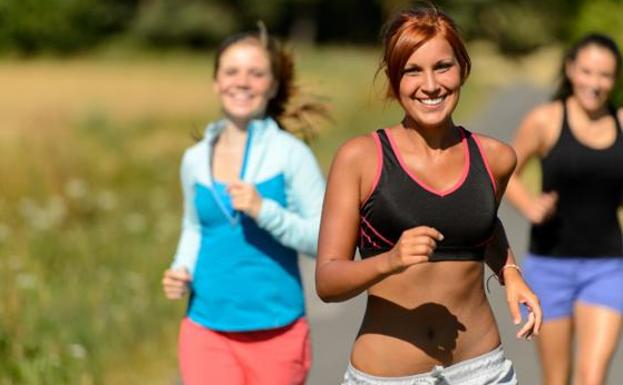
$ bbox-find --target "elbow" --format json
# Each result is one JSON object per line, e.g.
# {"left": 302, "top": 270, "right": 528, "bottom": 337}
{"left": 314, "top": 277, "right": 332, "bottom": 302}
{"left": 315, "top": 287, "right": 342, "bottom": 303}
{"left": 315, "top": 275, "right": 347, "bottom": 303}
{"left": 315, "top": 256, "right": 354, "bottom": 302}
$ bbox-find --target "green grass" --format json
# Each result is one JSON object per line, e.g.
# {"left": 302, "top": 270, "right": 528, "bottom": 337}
{"left": 0, "top": 44, "right": 556, "bottom": 385}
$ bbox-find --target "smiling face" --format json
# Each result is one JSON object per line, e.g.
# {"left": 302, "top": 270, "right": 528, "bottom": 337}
{"left": 567, "top": 44, "right": 617, "bottom": 112}
{"left": 213, "top": 41, "right": 276, "bottom": 125}
{"left": 398, "top": 35, "right": 462, "bottom": 129}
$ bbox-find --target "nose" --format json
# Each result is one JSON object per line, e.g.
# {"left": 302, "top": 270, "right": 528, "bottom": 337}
{"left": 233, "top": 72, "right": 251, "bottom": 88}
{"left": 422, "top": 71, "right": 440, "bottom": 94}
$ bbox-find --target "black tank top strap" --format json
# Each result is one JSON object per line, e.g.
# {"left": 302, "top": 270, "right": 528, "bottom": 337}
{"left": 560, "top": 98, "right": 574, "bottom": 137}
{"left": 462, "top": 128, "right": 498, "bottom": 195}
{"left": 608, "top": 104, "right": 622, "bottom": 134}
{"left": 375, "top": 128, "right": 400, "bottom": 170}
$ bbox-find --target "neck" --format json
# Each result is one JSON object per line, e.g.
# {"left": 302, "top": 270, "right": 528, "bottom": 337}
{"left": 568, "top": 96, "right": 610, "bottom": 121}
{"left": 220, "top": 119, "right": 249, "bottom": 148}
{"left": 401, "top": 116, "right": 458, "bottom": 150}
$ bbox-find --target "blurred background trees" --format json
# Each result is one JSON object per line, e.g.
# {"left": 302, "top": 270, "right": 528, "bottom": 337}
{"left": 0, "top": 0, "right": 621, "bottom": 56}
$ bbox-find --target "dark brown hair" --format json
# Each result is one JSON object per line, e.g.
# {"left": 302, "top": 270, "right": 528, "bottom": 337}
{"left": 379, "top": 5, "right": 471, "bottom": 99}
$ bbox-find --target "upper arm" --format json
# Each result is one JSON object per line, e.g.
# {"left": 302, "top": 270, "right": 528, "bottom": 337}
{"left": 284, "top": 139, "right": 325, "bottom": 216}
{"left": 180, "top": 151, "right": 198, "bottom": 221}
{"left": 511, "top": 104, "right": 556, "bottom": 172}
{"left": 317, "top": 135, "right": 377, "bottom": 266}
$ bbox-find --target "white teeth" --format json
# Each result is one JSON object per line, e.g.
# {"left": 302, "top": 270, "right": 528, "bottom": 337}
{"left": 421, "top": 97, "right": 444, "bottom": 105}
{"left": 231, "top": 93, "right": 252, "bottom": 101}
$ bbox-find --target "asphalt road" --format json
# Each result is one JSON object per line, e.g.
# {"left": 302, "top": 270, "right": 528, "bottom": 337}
{"left": 301, "top": 85, "right": 623, "bottom": 385}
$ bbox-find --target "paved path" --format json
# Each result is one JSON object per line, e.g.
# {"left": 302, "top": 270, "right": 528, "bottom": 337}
{"left": 302, "top": 85, "right": 623, "bottom": 384}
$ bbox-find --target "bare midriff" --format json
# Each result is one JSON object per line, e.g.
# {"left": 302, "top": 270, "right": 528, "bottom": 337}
{"left": 351, "top": 260, "right": 501, "bottom": 376}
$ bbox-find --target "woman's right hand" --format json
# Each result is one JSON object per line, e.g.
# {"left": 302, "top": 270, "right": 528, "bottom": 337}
{"left": 162, "top": 268, "right": 191, "bottom": 300}
{"left": 384, "top": 226, "right": 444, "bottom": 274}
{"left": 524, "top": 191, "right": 558, "bottom": 224}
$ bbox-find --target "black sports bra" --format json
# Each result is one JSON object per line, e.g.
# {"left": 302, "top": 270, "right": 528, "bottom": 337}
{"left": 359, "top": 127, "right": 498, "bottom": 262}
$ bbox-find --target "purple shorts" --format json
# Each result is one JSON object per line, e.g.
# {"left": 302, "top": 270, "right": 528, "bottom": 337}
{"left": 522, "top": 254, "right": 623, "bottom": 321}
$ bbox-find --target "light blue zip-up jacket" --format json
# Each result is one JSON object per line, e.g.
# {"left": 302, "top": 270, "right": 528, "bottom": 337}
{"left": 171, "top": 117, "right": 325, "bottom": 331}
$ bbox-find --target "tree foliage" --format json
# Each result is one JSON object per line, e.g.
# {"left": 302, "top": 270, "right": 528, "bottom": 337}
{"left": 0, "top": 0, "right": 137, "bottom": 54}
{"left": 0, "top": 0, "right": 620, "bottom": 56}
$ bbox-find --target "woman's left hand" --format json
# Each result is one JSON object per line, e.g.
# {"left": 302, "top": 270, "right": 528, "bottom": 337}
{"left": 228, "top": 180, "right": 263, "bottom": 219}
{"left": 503, "top": 268, "right": 542, "bottom": 340}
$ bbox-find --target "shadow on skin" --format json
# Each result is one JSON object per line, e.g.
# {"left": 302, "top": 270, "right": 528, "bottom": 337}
{"left": 359, "top": 295, "right": 466, "bottom": 365}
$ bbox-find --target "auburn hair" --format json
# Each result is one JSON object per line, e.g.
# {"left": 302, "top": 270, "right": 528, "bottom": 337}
{"left": 379, "top": 5, "right": 471, "bottom": 98}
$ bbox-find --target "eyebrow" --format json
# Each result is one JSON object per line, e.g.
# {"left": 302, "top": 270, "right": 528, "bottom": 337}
{"left": 403, "top": 63, "right": 422, "bottom": 71}
{"left": 403, "top": 58, "right": 455, "bottom": 70}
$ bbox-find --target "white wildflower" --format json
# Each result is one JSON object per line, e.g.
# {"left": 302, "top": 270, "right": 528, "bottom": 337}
{"left": 96, "top": 190, "right": 117, "bottom": 211}
{"left": 65, "top": 178, "right": 87, "bottom": 199}
{"left": 16, "top": 273, "right": 37, "bottom": 289}
{"left": 68, "top": 343, "right": 87, "bottom": 359}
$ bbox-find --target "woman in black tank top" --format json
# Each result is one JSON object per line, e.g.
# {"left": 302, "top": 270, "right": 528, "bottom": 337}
{"left": 316, "top": 5, "right": 541, "bottom": 384}
{"left": 506, "top": 34, "right": 623, "bottom": 385}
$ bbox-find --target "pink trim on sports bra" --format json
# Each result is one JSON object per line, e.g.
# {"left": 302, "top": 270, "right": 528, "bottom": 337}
{"left": 384, "top": 127, "right": 470, "bottom": 197}
{"left": 360, "top": 229, "right": 382, "bottom": 249}
{"left": 360, "top": 216, "right": 395, "bottom": 246}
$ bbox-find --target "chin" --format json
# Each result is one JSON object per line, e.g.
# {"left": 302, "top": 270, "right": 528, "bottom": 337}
{"left": 413, "top": 110, "right": 454, "bottom": 129}
{"left": 578, "top": 99, "right": 607, "bottom": 113}
{"left": 223, "top": 107, "right": 263, "bottom": 122}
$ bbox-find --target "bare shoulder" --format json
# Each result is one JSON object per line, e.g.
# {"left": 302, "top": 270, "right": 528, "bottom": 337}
{"left": 524, "top": 101, "right": 562, "bottom": 128}
{"left": 331, "top": 133, "right": 378, "bottom": 169}
{"left": 473, "top": 133, "right": 517, "bottom": 179}
{"left": 328, "top": 132, "right": 381, "bottom": 197}
{"left": 512, "top": 101, "right": 563, "bottom": 157}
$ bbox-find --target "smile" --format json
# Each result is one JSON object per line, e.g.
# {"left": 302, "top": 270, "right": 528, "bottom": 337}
{"left": 229, "top": 92, "right": 254, "bottom": 102}
{"left": 418, "top": 95, "right": 446, "bottom": 106}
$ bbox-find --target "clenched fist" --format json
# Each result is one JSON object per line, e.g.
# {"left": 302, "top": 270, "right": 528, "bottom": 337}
{"left": 384, "top": 226, "right": 444, "bottom": 274}
{"left": 162, "top": 267, "right": 191, "bottom": 300}
{"left": 228, "top": 180, "right": 263, "bottom": 219}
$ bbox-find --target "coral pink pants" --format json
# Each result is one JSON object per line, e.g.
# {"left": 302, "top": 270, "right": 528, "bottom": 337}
{"left": 179, "top": 317, "right": 311, "bottom": 385}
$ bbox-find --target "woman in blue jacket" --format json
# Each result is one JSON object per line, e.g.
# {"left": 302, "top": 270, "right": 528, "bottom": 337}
{"left": 161, "top": 26, "right": 326, "bottom": 385}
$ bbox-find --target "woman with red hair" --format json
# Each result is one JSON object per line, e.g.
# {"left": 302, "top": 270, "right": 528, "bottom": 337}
{"left": 316, "top": 6, "right": 541, "bottom": 384}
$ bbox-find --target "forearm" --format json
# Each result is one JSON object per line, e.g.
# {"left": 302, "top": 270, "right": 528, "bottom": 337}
{"left": 171, "top": 223, "right": 200, "bottom": 277}
{"left": 484, "top": 219, "right": 516, "bottom": 277}
{"left": 506, "top": 174, "right": 535, "bottom": 217}
{"left": 315, "top": 253, "right": 392, "bottom": 302}
{"left": 256, "top": 198, "right": 320, "bottom": 256}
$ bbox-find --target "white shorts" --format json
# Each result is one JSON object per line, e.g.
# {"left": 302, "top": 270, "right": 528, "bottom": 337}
{"left": 342, "top": 345, "right": 517, "bottom": 385}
